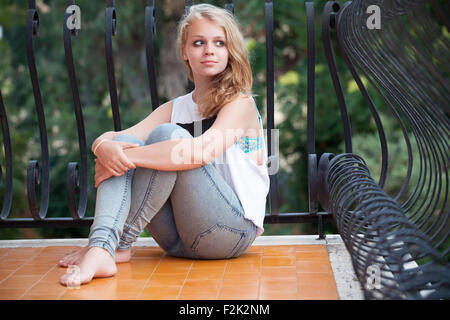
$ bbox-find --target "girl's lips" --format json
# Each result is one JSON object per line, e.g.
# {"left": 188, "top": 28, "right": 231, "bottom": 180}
{"left": 201, "top": 61, "right": 217, "bottom": 65}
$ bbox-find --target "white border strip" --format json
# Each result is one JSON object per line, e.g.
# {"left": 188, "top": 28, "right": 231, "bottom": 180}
{"left": 0, "top": 235, "right": 342, "bottom": 248}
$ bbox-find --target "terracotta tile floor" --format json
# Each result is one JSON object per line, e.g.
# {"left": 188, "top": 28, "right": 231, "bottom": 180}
{"left": 0, "top": 244, "right": 339, "bottom": 300}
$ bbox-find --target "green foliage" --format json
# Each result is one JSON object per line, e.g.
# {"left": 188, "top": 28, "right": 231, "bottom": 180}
{"left": 0, "top": 0, "right": 412, "bottom": 239}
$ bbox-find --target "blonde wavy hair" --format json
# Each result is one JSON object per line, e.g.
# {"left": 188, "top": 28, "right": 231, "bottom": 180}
{"left": 177, "top": 4, "right": 253, "bottom": 118}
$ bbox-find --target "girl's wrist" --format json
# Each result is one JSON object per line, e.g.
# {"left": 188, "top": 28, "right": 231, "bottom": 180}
{"left": 93, "top": 139, "right": 108, "bottom": 155}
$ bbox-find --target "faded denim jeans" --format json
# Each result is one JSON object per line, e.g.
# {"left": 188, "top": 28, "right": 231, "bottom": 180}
{"left": 88, "top": 123, "right": 257, "bottom": 260}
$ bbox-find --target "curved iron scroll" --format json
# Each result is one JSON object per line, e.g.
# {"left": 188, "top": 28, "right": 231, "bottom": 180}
{"left": 335, "top": 2, "right": 388, "bottom": 188}
{"left": 322, "top": 0, "right": 449, "bottom": 299}
{"left": 145, "top": 0, "right": 159, "bottom": 111}
{"left": 305, "top": 0, "right": 319, "bottom": 217}
{"left": 64, "top": 0, "right": 88, "bottom": 220}
{"left": 322, "top": 1, "right": 352, "bottom": 154}
{"left": 326, "top": 154, "right": 449, "bottom": 299}
{"left": 265, "top": 0, "right": 279, "bottom": 217}
{"left": 185, "top": 0, "right": 194, "bottom": 15}
{"left": 225, "top": 0, "right": 234, "bottom": 14}
{"left": 0, "top": 90, "right": 13, "bottom": 221}
{"left": 25, "top": 1, "right": 50, "bottom": 221}
{"left": 105, "top": 0, "right": 121, "bottom": 131}
{"left": 184, "top": 0, "right": 195, "bottom": 92}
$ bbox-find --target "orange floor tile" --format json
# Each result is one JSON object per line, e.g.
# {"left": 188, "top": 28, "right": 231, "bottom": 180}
{"left": 0, "top": 244, "right": 339, "bottom": 300}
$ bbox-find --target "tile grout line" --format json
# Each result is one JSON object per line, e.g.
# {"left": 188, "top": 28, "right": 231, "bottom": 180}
{"left": 135, "top": 251, "right": 166, "bottom": 299}
{"left": 9, "top": 247, "right": 51, "bottom": 300}
{"left": 56, "top": 280, "right": 69, "bottom": 300}
{"left": 176, "top": 259, "right": 194, "bottom": 300}
{"left": 257, "top": 246, "right": 263, "bottom": 300}
{"left": 0, "top": 249, "right": 15, "bottom": 287}
{"left": 0, "top": 247, "right": 45, "bottom": 295}
{"left": 19, "top": 263, "right": 61, "bottom": 300}
{"left": 0, "top": 248, "right": 31, "bottom": 286}
{"left": 215, "top": 260, "right": 229, "bottom": 299}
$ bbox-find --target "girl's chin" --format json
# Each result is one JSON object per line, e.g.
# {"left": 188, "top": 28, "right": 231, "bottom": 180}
{"left": 192, "top": 67, "right": 227, "bottom": 79}
{"left": 192, "top": 72, "right": 220, "bottom": 80}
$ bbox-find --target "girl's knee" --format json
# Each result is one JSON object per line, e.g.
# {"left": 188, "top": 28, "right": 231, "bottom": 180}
{"left": 113, "top": 134, "right": 144, "bottom": 146}
{"left": 145, "top": 123, "right": 192, "bottom": 145}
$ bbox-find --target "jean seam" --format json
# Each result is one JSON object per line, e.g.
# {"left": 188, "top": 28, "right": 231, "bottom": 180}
{"left": 131, "top": 170, "right": 156, "bottom": 226}
{"left": 200, "top": 166, "right": 244, "bottom": 217}
{"left": 190, "top": 223, "right": 247, "bottom": 258}
{"left": 229, "top": 231, "right": 247, "bottom": 258}
{"left": 235, "top": 223, "right": 257, "bottom": 257}
{"left": 121, "top": 169, "right": 157, "bottom": 238}
{"left": 104, "top": 169, "right": 132, "bottom": 252}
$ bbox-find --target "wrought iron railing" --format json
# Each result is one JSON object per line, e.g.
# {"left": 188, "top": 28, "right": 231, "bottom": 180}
{"left": 0, "top": 0, "right": 334, "bottom": 232}
{"left": 0, "top": 0, "right": 448, "bottom": 299}
{"left": 321, "top": 0, "right": 449, "bottom": 299}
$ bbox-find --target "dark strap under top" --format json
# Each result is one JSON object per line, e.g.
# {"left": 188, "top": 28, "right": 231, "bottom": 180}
{"left": 176, "top": 116, "right": 217, "bottom": 137}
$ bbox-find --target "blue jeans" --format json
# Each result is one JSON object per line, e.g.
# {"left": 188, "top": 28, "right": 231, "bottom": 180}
{"left": 88, "top": 123, "right": 257, "bottom": 260}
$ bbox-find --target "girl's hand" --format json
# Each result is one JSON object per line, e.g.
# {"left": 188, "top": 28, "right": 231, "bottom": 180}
{"left": 94, "top": 140, "right": 139, "bottom": 176}
{"left": 94, "top": 159, "right": 112, "bottom": 187}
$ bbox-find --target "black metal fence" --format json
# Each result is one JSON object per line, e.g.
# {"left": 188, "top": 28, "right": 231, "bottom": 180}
{"left": 0, "top": 0, "right": 448, "bottom": 299}
{"left": 0, "top": 0, "right": 334, "bottom": 231}
{"left": 321, "top": 0, "right": 449, "bottom": 299}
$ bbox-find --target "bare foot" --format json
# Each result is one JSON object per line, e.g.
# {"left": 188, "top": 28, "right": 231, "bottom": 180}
{"left": 59, "top": 246, "right": 89, "bottom": 267}
{"left": 59, "top": 247, "right": 117, "bottom": 287}
{"left": 115, "top": 248, "right": 132, "bottom": 263}
{"left": 59, "top": 246, "right": 131, "bottom": 267}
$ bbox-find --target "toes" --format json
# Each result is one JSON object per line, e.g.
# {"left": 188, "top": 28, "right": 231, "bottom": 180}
{"left": 59, "top": 254, "right": 76, "bottom": 267}
{"left": 59, "top": 257, "right": 70, "bottom": 267}
{"left": 59, "top": 248, "right": 86, "bottom": 267}
{"left": 60, "top": 268, "right": 82, "bottom": 287}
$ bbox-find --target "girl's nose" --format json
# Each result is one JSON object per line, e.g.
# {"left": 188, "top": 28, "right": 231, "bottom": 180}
{"left": 203, "top": 43, "right": 214, "bottom": 56}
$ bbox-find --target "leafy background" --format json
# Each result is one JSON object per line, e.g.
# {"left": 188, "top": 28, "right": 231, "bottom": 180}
{"left": 0, "top": 0, "right": 420, "bottom": 240}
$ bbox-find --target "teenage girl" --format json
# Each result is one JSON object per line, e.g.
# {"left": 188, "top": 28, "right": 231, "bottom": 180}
{"left": 59, "top": 4, "right": 269, "bottom": 286}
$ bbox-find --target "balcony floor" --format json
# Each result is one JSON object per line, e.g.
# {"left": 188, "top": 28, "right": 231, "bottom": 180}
{"left": 0, "top": 235, "right": 363, "bottom": 300}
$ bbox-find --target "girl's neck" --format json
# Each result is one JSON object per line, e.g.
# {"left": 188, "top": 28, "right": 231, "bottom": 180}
{"left": 191, "top": 77, "right": 212, "bottom": 104}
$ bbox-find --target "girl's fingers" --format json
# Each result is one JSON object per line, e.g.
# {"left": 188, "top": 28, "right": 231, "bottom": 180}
{"left": 121, "top": 143, "right": 140, "bottom": 150}
{"left": 119, "top": 157, "right": 135, "bottom": 170}
{"left": 116, "top": 149, "right": 135, "bottom": 170}
{"left": 113, "top": 161, "right": 128, "bottom": 173}
{"left": 107, "top": 166, "right": 122, "bottom": 177}
{"left": 98, "top": 159, "right": 123, "bottom": 176}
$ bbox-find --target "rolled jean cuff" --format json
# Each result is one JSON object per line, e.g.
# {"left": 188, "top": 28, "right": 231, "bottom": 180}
{"left": 88, "top": 239, "right": 116, "bottom": 259}
{"left": 117, "top": 240, "right": 131, "bottom": 251}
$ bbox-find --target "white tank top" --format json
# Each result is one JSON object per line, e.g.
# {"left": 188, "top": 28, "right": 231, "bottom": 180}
{"left": 170, "top": 91, "right": 270, "bottom": 237}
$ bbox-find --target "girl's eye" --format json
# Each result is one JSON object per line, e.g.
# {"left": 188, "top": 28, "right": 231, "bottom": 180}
{"left": 192, "top": 40, "right": 225, "bottom": 47}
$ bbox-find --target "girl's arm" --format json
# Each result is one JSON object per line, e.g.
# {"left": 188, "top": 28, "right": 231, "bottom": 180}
{"left": 93, "top": 100, "right": 173, "bottom": 175}
{"left": 123, "top": 95, "right": 256, "bottom": 171}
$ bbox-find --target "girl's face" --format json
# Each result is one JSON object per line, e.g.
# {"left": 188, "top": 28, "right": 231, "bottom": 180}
{"left": 183, "top": 18, "right": 229, "bottom": 81}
